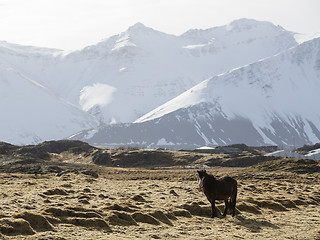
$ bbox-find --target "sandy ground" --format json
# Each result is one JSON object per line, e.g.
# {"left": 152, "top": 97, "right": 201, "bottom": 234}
{"left": 0, "top": 167, "right": 319, "bottom": 240}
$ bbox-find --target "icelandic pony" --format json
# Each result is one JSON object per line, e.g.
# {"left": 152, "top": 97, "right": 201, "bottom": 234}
{"left": 197, "top": 169, "right": 237, "bottom": 217}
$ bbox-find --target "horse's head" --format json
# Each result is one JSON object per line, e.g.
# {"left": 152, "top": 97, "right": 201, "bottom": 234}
{"left": 197, "top": 169, "right": 206, "bottom": 179}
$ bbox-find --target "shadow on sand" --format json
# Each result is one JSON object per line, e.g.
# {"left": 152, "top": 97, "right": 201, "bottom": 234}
{"left": 234, "top": 215, "right": 279, "bottom": 233}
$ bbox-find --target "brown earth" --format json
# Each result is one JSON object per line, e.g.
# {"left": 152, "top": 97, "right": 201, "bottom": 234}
{"left": 0, "top": 141, "right": 319, "bottom": 239}
{"left": 0, "top": 167, "right": 318, "bottom": 239}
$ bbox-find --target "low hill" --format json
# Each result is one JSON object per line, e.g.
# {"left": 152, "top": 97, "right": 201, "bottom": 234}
{"left": 295, "top": 142, "right": 320, "bottom": 155}
{"left": 0, "top": 140, "right": 319, "bottom": 175}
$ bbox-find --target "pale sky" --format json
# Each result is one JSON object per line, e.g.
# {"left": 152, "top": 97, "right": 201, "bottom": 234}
{"left": 1, "top": 0, "right": 319, "bottom": 50}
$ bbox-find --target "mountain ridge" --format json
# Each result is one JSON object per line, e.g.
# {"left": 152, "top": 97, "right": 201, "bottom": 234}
{"left": 70, "top": 37, "right": 320, "bottom": 149}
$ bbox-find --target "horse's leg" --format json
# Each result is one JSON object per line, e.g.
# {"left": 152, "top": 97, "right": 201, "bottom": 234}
{"left": 231, "top": 202, "right": 235, "bottom": 216}
{"left": 231, "top": 194, "right": 237, "bottom": 217}
{"left": 232, "top": 201, "right": 236, "bottom": 217}
{"left": 211, "top": 200, "right": 217, "bottom": 218}
{"left": 222, "top": 199, "right": 228, "bottom": 216}
{"left": 232, "top": 183, "right": 238, "bottom": 217}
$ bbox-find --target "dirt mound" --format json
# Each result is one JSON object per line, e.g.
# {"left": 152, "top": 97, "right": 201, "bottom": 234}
{"left": 107, "top": 211, "right": 138, "bottom": 226}
{"left": 43, "top": 207, "right": 78, "bottom": 218}
{"left": 164, "top": 212, "right": 177, "bottom": 221}
{"left": 179, "top": 202, "right": 212, "bottom": 217}
{"left": 311, "top": 192, "right": 320, "bottom": 203}
{"left": 171, "top": 210, "right": 192, "bottom": 218}
{"left": 131, "top": 212, "right": 160, "bottom": 225}
{"left": 169, "top": 189, "right": 179, "bottom": 196}
{"left": 43, "top": 188, "right": 68, "bottom": 196}
{"left": 104, "top": 203, "right": 136, "bottom": 212}
{"left": 14, "top": 211, "right": 54, "bottom": 231}
{"left": 131, "top": 194, "right": 147, "bottom": 202}
{"left": 43, "top": 207, "right": 101, "bottom": 219}
{"left": 292, "top": 199, "right": 307, "bottom": 206}
{"left": 41, "top": 206, "right": 111, "bottom": 231}
{"left": 65, "top": 206, "right": 102, "bottom": 214}
{"left": 150, "top": 210, "right": 173, "bottom": 226}
{"left": 0, "top": 218, "right": 35, "bottom": 235}
{"left": 236, "top": 203, "right": 262, "bottom": 214}
{"left": 66, "top": 217, "right": 111, "bottom": 230}
{"left": 276, "top": 199, "right": 297, "bottom": 209}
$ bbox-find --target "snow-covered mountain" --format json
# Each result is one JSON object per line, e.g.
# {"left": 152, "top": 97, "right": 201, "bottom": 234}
{"left": 0, "top": 19, "right": 311, "bottom": 146}
{"left": 39, "top": 19, "right": 298, "bottom": 123}
{"left": 0, "top": 60, "right": 98, "bottom": 145}
{"left": 70, "top": 37, "right": 320, "bottom": 149}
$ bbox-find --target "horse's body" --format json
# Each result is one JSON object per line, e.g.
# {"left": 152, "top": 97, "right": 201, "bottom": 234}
{"left": 197, "top": 170, "right": 237, "bottom": 217}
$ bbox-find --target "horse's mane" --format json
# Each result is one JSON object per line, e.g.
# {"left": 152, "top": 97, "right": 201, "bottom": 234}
{"left": 205, "top": 172, "right": 216, "bottom": 181}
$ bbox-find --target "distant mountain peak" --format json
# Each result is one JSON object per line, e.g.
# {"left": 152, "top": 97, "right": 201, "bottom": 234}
{"left": 181, "top": 19, "right": 288, "bottom": 40}
{"left": 127, "top": 22, "right": 157, "bottom": 35}
{"left": 228, "top": 18, "right": 266, "bottom": 27}
{"left": 227, "top": 18, "right": 282, "bottom": 32}
{"left": 128, "top": 22, "right": 147, "bottom": 30}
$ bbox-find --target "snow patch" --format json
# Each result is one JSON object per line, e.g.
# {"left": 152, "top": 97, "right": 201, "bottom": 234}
{"left": 157, "top": 138, "right": 175, "bottom": 146}
{"left": 196, "top": 146, "right": 215, "bottom": 150}
{"left": 119, "top": 67, "right": 127, "bottom": 72}
{"left": 265, "top": 150, "right": 284, "bottom": 156}
{"left": 80, "top": 83, "right": 117, "bottom": 111}
{"left": 304, "top": 148, "right": 320, "bottom": 157}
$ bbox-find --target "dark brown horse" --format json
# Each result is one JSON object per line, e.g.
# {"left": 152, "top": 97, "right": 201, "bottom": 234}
{"left": 197, "top": 170, "right": 237, "bottom": 218}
